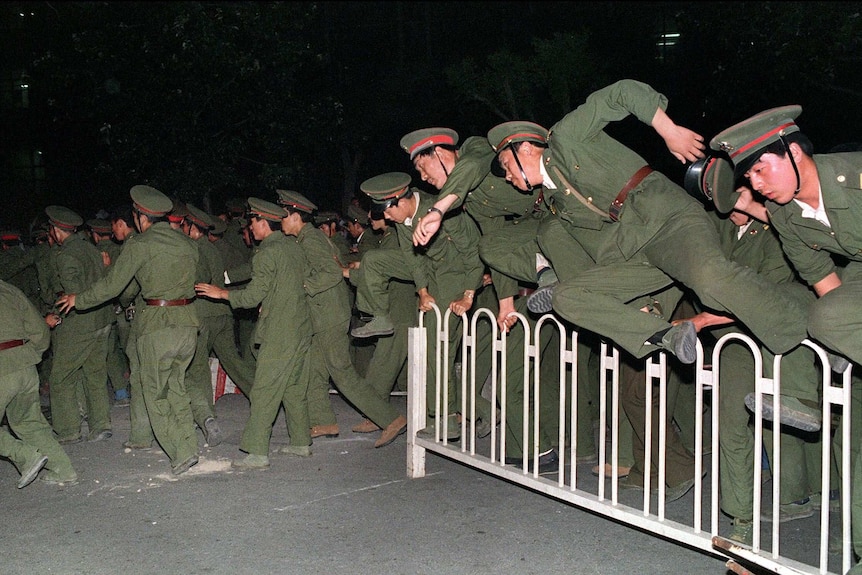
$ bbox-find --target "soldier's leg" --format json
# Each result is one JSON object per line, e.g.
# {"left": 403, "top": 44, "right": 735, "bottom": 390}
{"left": 363, "top": 325, "right": 408, "bottom": 401}
{"left": 808, "top": 263, "right": 862, "bottom": 366}
{"left": 48, "top": 335, "right": 86, "bottom": 441}
{"left": 640, "top": 202, "right": 810, "bottom": 356}
{"left": 479, "top": 217, "right": 543, "bottom": 286}
{"left": 355, "top": 249, "right": 412, "bottom": 319}
{"left": 279, "top": 339, "right": 313, "bottom": 449}
{"left": 2, "top": 366, "right": 75, "bottom": 478}
{"left": 105, "top": 321, "right": 130, "bottom": 399}
{"left": 80, "top": 326, "right": 112, "bottom": 439}
{"left": 322, "top": 319, "right": 401, "bottom": 428}
{"left": 536, "top": 216, "right": 596, "bottom": 283}
{"left": 715, "top": 341, "right": 757, "bottom": 522}
{"left": 136, "top": 326, "right": 198, "bottom": 466}
{"left": 185, "top": 320, "right": 216, "bottom": 430}
{"left": 306, "top": 336, "right": 337, "bottom": 427}
{"left": 125, "top": 330, "right": 155, "bottom": 446}
{"left": 210, "top": 314, "right": 256, "bottom": 395}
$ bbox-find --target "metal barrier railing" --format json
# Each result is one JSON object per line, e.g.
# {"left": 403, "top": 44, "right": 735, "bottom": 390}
{"left": 406, "top": 303, "right": 855, "bottom": 575}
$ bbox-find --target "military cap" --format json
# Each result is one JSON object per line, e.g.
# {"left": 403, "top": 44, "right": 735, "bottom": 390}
{"left": 345, "top": 205, "right": 369, "bottom": 226}
{"left": 225, "top": 198, "right": 246, "bottom": 216}
{"left": 168, "top": 198, "right": 189, "bottom": 223}
{"left": 684, "top": 156, "right": 738, "bottom": 213}
{"left": 276, "top": 190, "right": 317, "bottom": 214}
{"left": 87, "top": 218, "right": 113, "bottom": 235}
{"left": 246, "top": 197, "right": 286, "bottom": 222}
{"left": 706, "top": 105, "right": 804, "bottom": 212}
{"left": 210, "top": 218, "right": 227, "bottom": 235}
{"left": 400, "top": 128, "right": 459, "bottom": 160}
{"left": 185, "top": 204, "right": 214, "bottom": 230}
{"left": 710, "top": 105, "right": 802, "bottom": 174}
{"left": 314, "top": 211, "right": 340, "bottom": 227}
{"left": 45, "top": 205, "right": 83, "bottom": 231}
{"left": 360, "top": 172, "right": 412, "bottom": 217}
{"left": 487, "top": 121, "right": 549, "bottom": 154}
{"left": 130, "top": 185, "right": 173, "bottom": 216}
{"left": 1, "top": 230, "right": 22, "bottom": 243}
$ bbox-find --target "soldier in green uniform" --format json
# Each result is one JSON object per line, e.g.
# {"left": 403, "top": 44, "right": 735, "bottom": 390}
{"left": 109, "top": 205, "right": 156, "bottom": 449}
{"left": 398, "top": 129, "right": 570, "bottom": 468}
{"left": 0, "top": 279, "right": 77, "bottom": 487}
{"left": 196, "top": 197, "right": 313, "bottom": 468}
{"left": 706, "top": 105, "right": 861, "bottom": 567}
{"left": 46, "top": 205, "right": 114, "bottom": 443}
{"left": 87, "top": 218, "right": 131, "bottom": 406}
{"left": 277, "top": 190, "right": 408, "bottom": 448}
{"left": 679, "top": 193, "right": 822, "bottom": 543}
{"left": 182, "top": 205, "right": 229, "bottom": 446}
{"left": 315, "top": 210, "right": 351, "bottom": 266}
{"left": 342, "top": 205, "right": 377, "bottom": 376}
{"left": 486, "top": 79, "right": 811, "bottom": 371}
{"left": 343, "top": 210, "right": 418, "bottom": 433}
{"left": 354, "top": 173, "right": 486, "bottom": 441}
{"left": 403, "top": 127, "right": 554, "bottom": 332}
{"left": 57, "top": 185, "right": 201, "bottom": 476}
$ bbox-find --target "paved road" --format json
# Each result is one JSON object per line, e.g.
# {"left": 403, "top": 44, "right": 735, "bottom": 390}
{"left": 2, "top": 393, "right": 735, "bottom": 575}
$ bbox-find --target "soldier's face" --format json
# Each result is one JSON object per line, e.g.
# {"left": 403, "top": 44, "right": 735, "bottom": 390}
{"left": 744, "top": 150, "right": 798, "bottom": 205}
{"left": 497, "top": 147, "right": 542, "bottom": 192}
{"left": 413, "top": 150, "right": 450, "bottom": 190}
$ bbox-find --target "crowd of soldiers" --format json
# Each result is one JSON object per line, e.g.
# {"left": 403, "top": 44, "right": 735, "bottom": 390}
{"left": 1, "top": 78, "right": 861, "bottom": 571}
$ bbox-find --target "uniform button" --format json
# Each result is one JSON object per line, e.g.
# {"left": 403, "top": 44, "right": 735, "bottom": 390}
{"left": 830, "top": 231, "right": 836, "bottom": 236}
{"left": 837, "top": 175, "right": 846, "bottom": 183}
{"left": 587, "top": 197, "right": 593, "bottom": 203}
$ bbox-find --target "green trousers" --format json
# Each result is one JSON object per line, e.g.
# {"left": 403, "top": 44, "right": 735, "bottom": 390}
{"left": 0, "top": 365, "right": 75, "bottom": 480}
{"left": 125, "top": 328, "right": 155, "bottom": 446}
{"left": 544, "top": 203, "right": 811, "bottom": 359}
{"left": 105, "top": 320, "right": 129, "bottom": 395}
{"left": 136, "top": 326, "right": 198, "bottom": 466}
{"left": 306, "top": 319, "right": 401, "bottom": 429}
{"left": 241, "top": 336, "right": 312, "bottom": 455}
{"left": 49, "top": 324, "right": 112, "bottom": 440}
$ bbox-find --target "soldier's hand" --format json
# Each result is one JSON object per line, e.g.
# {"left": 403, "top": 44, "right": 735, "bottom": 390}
{"left": 418, "top": 291, "right": 436, "bottom": 312}
{"left": 195, "top": 283, "right": 227, "bottom": 301}
{"left": 413, "top": 212, "right": 442, "bottom": 247}
{"left": 101, "top": 251, "right": 111, "bottom": 267}
{"left": 55, "top": 294, "right": 76, "bottom": 315}
{"left": 652, "top": 108, "right": 705, "bottom": 164}
{"left": 45, "top": 313, "right": 62, "bottom": 329}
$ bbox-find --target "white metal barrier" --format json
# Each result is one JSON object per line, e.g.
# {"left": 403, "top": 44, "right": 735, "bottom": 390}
{"left": 406, "top": 304, "right": 855, "bottom": 575}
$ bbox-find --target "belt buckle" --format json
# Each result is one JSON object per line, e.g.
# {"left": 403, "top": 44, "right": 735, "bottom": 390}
{"left": 608, "top": 199, "right": 623, "bottom": 222}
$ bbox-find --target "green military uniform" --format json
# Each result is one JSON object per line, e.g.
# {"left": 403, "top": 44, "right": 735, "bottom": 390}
{"left": 414, "top": 132, "right": 547, "bottom": 298}
{"left": 277, "top": 190, "right": 404, "bottom": 434}
{"left": 113, "top": 230, "right": 156, "bottom": 448}
{"left": 71, "top": 186, "right": 200, "bottom": 473}
{"left": 348, "top": 223, "right": 417, "bottom": 405}
{"left": 223, "top": 199, "right": 312, "bottom": 456}
{"left": 47, "top": 207, "right": 114, "bottom": 442}
{"left": 357, "top": 174, "right": 487, "bottom": 430}
{"left": 0, "top": 279, "right": 76, "bottom": 485}
{"left": 89, "top": 220, "right": 131, "bottom": 401}
{"left": 487, "top": 80, "right": 811, "bottom": 363}
{"left": 708, "top": 107, "right": 861, "bottom": 556}
{"left": 695, "top": 215, "right": 821, "bottom": 538}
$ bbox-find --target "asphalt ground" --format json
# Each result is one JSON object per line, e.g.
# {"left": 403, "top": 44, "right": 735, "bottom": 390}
{"left": 0, "top": 392, "right": 826, "bottom": 575}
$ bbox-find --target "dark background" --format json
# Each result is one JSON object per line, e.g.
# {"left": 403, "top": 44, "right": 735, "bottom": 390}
{"left": 2, "top": 1, "right": 861, "bottom": 235}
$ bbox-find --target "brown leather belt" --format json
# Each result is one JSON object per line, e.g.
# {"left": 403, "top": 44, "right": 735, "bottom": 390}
{"left": 0, "top": 339, "right": 26, "bottom": 351}
{"left": 609, "top": 165, "right": 653, "bottom": 222}
{"left": 144, "top": 298, "right": 195, "bottom": 307}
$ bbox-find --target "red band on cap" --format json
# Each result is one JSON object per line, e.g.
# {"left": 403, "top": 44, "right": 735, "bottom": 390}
{"left": 50, "top": 220, "right": 78, "bottom": 232}
{"left": 494, "top": 132, "right": 546, "bottom": 152}
{"left": 730, "top": 121, "right": 797, "bottom": 160}
{"left": 378, "top": 186, "right": 409, "bottom": 201}
{"left": 167, "top": 215, "right": 185, "bottom": 223}
{"left": 409, "top": 135, "right": 456, "bottom": 156}
{"left": 133, "top": 202, "right": 168, "bottom": 217}
{"left": 278, "top": 200, "right": 313, "bottom": 213}
{"left": 1, "top": 233, "right": 21, "bottom": 241}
